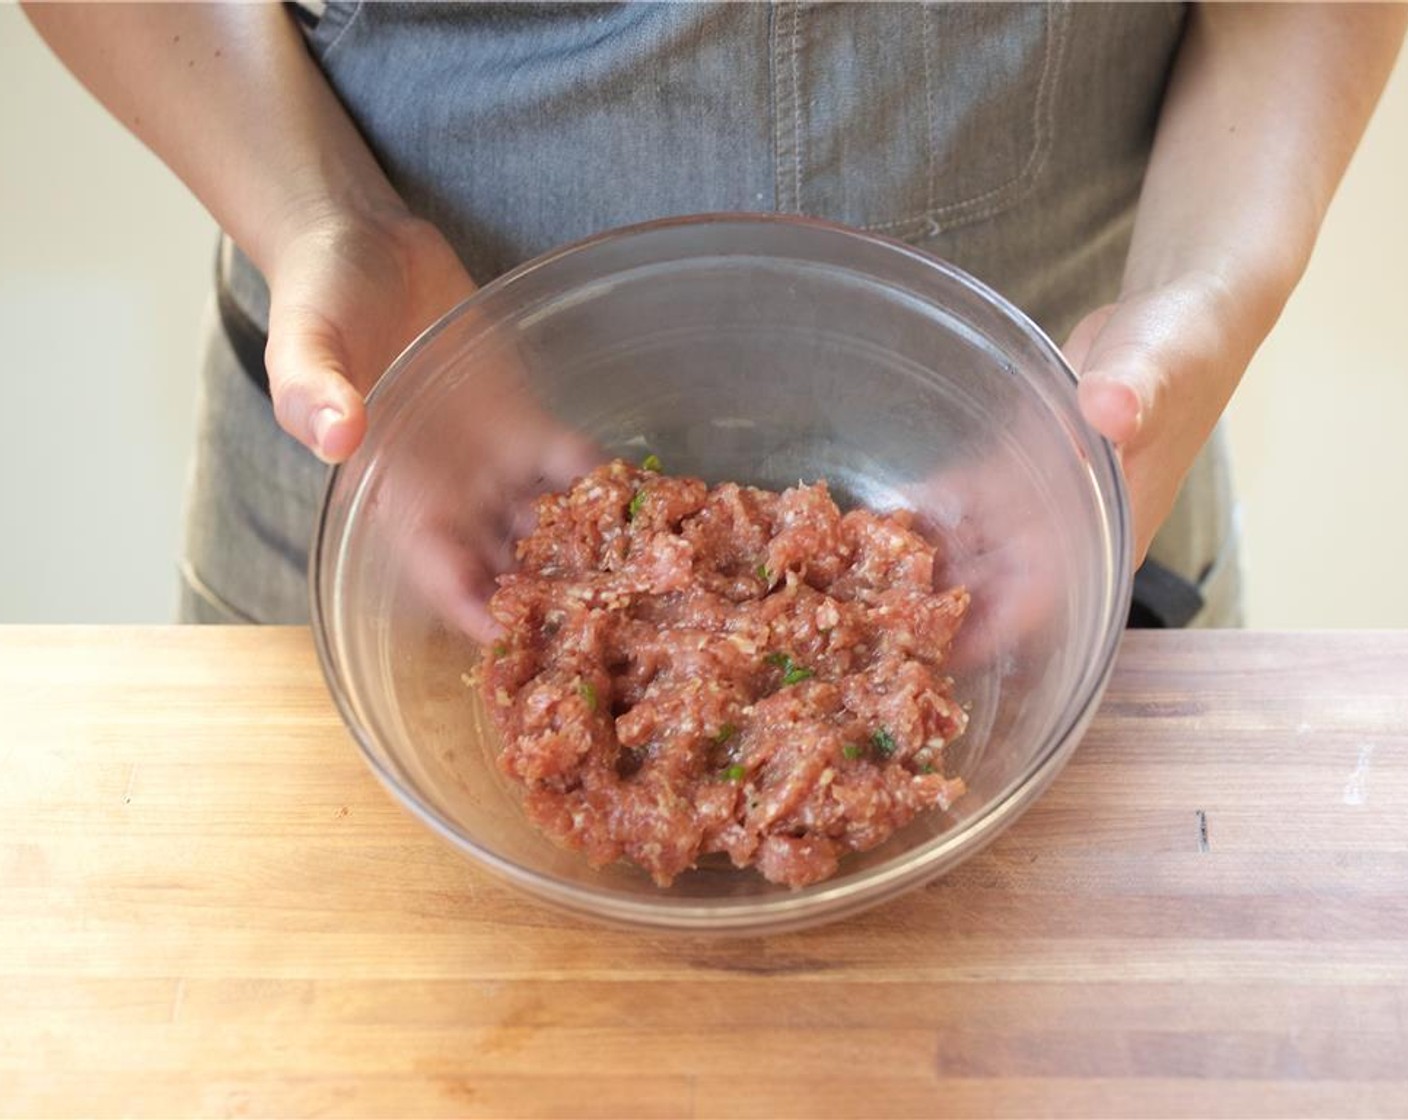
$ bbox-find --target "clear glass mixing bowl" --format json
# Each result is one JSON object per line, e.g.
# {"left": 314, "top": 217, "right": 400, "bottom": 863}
{"left": 312, "top": 214, "right": 1132, "bottom": 933}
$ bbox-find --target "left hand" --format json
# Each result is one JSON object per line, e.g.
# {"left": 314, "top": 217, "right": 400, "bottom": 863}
{"left": 1064, "top": 273, "right": 1252, "bottom": 565}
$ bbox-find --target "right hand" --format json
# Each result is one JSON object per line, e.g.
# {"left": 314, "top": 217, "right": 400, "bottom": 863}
{"left": 383, "top": 362, "right": 601, "bottom": 643}
{"left": 264, "top": 207, "right": 599, "bottom": 641}
{"left": 264, "top": 207, "right": 478, "bottom": 462}
{"left": 27, "top": 0, "right": 598, "bottom": 640}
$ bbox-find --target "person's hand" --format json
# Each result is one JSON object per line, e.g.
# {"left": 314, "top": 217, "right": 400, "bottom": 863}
{"left": 908, "top": 273, "right": 1265, "bottom": 671}
{"left": 264, "top": 207, "right": 478, "bottom": 462}
{"left": 1064, "top": 273, "right": 1251, "bottom": 565}
{"left": 263, "top": 206, "right": 599, "bottom": 640}
{"left": 264, "top": 207, "right": 597, "bottom": 642}
{"left": 901, "top": 277, "right": 1249, "bottom": 671}
{"left": 382, "top": 366, "right": 600, "bottom": 643}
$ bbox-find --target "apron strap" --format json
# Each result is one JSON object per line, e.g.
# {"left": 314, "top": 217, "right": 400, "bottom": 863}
{"left": 1128, "top": 557, "right": 1204, "bottom": 629}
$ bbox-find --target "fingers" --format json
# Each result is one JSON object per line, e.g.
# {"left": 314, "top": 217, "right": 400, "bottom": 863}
{"left": 1065, "top": 284, "right": 1239, "bottom": 567}
{"left": 1062, "top": 302, "right": 1117, "bottom": 372}
{"left": 1064, "top": 305, "right": 1165, "bottom": 448}
{"left": 265, "top": 303, "right": 369, "bottom": 463}
{"left": 540, "top": 431, "right": 605, "bottom": 490}
{"left": 408, "top": 524, "right": 505, "bottom": 646}
{"left": 1077, "top": 375, "right": 1144, "bottom": 446}
{"left": 418, "top": 431, "right": 603, "bottom": 643}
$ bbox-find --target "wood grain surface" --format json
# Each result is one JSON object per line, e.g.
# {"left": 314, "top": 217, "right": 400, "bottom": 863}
{"left": 1, "top": 627, "right": 1406, "bottom": 1119}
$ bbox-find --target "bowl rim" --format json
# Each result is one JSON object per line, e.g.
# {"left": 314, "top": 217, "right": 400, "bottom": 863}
{"left": 309, "top": 211, "right": 1134, "bottom": 931}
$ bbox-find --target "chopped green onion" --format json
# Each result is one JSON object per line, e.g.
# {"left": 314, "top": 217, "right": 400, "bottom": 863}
{"left": 764, "top": 650, "right": 813, "bottom": 686}
{"left": 872, "top": 728, "right": 898, "bottom": 757}
{"left": 918, "top": 763, "right": 935, "bottom": 775}
{"left": 641, "top": 453, "right": 662, "bottom": 472}
{"left": 755, "top": 562, "right": 772, "bottom": 585}
{"left": 842, "top": 744, "right": 863, "bottom": 761}
{"left": 626, "top": 490, "right": 647, "bottom": 520}
{"left": 714, "top": 722, "right": 737, "bottom": 745}
{"left": 722, "top": 764, "right": 746, "bottom": 782}
{"left": 578, "top": 680, "right": 598, "bottom": 712}
{"left": 782, "top": 664, "right": 814, "bottom": 686}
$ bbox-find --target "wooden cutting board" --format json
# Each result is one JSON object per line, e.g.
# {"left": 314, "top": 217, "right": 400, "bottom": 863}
{"left": 1, "top": 627, "right": 1406, "bottom": 1118}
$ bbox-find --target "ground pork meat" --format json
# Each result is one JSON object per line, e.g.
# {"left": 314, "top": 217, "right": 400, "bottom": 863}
{"left": 480, "top": 458, "right": 969, "bottom": 888}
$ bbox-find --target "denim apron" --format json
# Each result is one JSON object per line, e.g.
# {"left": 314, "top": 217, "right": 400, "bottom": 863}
{"left": 182, "top": 1, "right": 1239, "bottom": 628}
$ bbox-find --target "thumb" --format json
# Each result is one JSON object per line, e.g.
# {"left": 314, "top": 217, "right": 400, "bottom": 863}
{"left": 265, "top": 303, "right": 369, "bottom": 463}
{"left": 1065, "top": 305, "right": 1161, "bottom": 448}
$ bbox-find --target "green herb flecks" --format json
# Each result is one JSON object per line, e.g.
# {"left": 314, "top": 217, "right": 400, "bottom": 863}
{"left": 578, "top": 680, "right": 598, "bottom": 712}
{"left": 755, "top": 562, "right": 773, "bottom": 585}
{"left": 626, "top": 489, "right": 647, "bottom": 521}
{"left": 842, "top": 744, "right": 863, "bottom": 761}
{"left": 490, "top": 641, "right": 508, "bottom": 660}
{"left": 765, "top": 651, "right": 814, "bottom": 686}
{"left": 714, "top": 722, "right": 737, "bottom": 745}
{"left": 722, "top": 764, "right": 747, "bottom": 782}
{"left": 641, "top": 453, "right": 662, "bottom": 472}
{"left": 871, "top": 728, "right": 898, "bottom": 757}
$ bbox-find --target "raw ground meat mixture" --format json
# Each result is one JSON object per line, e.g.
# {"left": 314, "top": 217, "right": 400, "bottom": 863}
{"left": 479, "top": 459, "right": 970, "bottom": 888}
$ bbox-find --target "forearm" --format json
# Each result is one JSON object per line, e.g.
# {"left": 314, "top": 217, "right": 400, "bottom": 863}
{"left": 1066, "top": 4, "right": 1405, "bottom": 560}
{"left": 23, "top": 2, "right": 404, "bottom": 276}
{"left": 1126, "top": 3, "right": 1407, "bottom": 341}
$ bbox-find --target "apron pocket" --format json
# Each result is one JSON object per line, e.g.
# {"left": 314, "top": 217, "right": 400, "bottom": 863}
{"left": 773, "top": 1, "right": 1071, "bottom": 239}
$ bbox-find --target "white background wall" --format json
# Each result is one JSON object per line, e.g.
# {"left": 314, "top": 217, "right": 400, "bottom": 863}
{"left": 2, "top": 7, "right": 211, "bottom": 622}
{"left": 1223, "top": 42, "right": 1408, "bottom": 628}
{"left": 2, "top": 9, "right": 1406, "bottom": 626}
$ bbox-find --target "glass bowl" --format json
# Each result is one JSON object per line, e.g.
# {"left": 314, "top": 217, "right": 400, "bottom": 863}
{"left": 311, "top": 213, "right": 1132, "bottom": 933}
